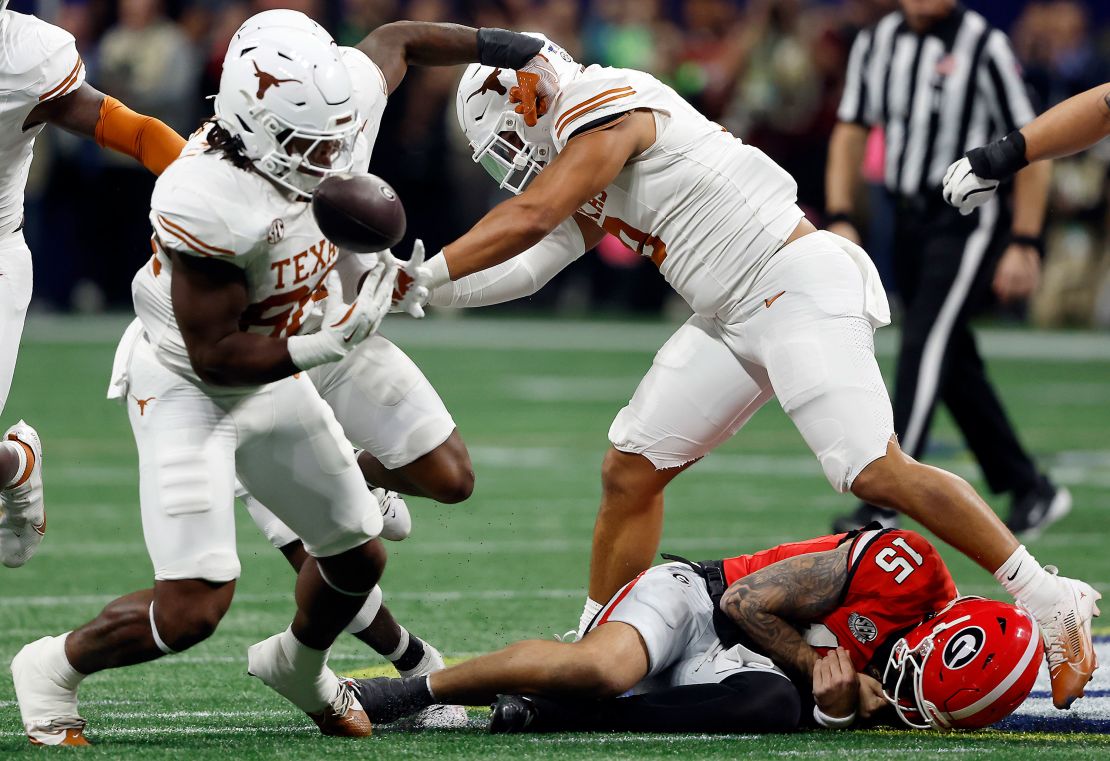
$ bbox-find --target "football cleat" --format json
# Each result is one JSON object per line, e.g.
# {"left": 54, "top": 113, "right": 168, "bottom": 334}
{"left": 0, "top": 420, "right": 45, "bottom": 568}
{"left": 831, "top": 502, "right": 899, "bottom": 534}
{"left": 489, "top": 695, "right": 537, "bottom": 734}
{"left": 397, "top": 642, "right": 467, "bottom": 729}
{"left": 373, "top": 487, "right": 412, "bottom": 541}
{"left": 310, "top": 679, "right": 373, "bottom": 737}
{"left": 1027, "top": 568, "right": 1102, "bottom": 709}
{"left": 11, "top": 636, "right": 88, "bottom": 746}
{"left": 247, "top": 633, "right": 372, "bottom": 737}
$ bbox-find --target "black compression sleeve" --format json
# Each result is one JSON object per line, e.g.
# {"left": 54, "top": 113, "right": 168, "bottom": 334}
{"left": 967, "top": 129, "right": 1029, "bottom": 181}
{"left": 520, "top": 672, "right": 801, "bottom": 734}
{"left": 476, "top": 28, "right": 544, "bottom": 69}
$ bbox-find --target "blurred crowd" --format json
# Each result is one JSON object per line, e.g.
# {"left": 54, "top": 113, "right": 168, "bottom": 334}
{"left": 13, "top": 0, "right": 1110, "bottom": 326}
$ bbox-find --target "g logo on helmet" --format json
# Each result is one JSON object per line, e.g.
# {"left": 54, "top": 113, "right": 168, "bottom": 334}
{"left": 941, "top": 626, "right": 985, "bottom": 670}
{"left": 379, "top": 185, "right": 396, "bottom": 202}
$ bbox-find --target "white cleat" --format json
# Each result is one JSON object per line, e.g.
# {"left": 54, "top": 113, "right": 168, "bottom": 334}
{"left": 11, "top": 636, "right": 88, "bottom": 746}
{"left": 373, "top": 487, "right": 412, "bottom": 541}
{"left": 398, "top": 642, "right": 468, "bottom": 729}
{"left": 1026, "top": 568, "right": 1102, "bottom": 710}
{"left": 0, "top": 420, "right": 45, "bottom": 568}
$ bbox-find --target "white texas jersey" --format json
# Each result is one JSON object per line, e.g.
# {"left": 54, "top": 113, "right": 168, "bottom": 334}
{"left": 0, "top": 11, "right": 86, "bottom": 236}
{"left": 552, "top": 66, "right": 804, "bottom": 317}
{"left": 132, "top": 126, "right": 340, "bottom": 383}
{"left": 131, "top": 46, "right": 389, "bottom": 382}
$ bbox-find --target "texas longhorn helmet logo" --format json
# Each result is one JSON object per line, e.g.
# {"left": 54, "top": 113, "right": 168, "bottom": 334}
{"left": 466, "top": 68, "right": 507, "bottom": 103}
{"left": 253, "top": 61, "right": 301, "bottom": 99}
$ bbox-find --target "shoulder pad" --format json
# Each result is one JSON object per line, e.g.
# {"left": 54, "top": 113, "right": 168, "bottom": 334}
{"left": 0, "top": 14, "right": 85, "bottom": 101}
{"left": 550, "top": 66, "right": 640, "bottom": 148}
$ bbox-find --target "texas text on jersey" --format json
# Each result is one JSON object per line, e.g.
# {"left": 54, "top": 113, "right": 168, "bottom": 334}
{"left": 719, "top": 529, "right": 959, "bottom": 672}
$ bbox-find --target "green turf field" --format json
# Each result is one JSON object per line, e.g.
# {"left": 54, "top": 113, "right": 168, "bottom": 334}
{"left": 1, "top": 315, "right": 1108, "bottom": 759}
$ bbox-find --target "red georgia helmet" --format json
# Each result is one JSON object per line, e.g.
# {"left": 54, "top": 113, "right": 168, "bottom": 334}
{"left": 882, "top": 596, "right": 1043, "bottom": 729}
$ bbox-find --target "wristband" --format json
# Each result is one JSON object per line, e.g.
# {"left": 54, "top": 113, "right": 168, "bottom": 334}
{"left": 826, "top": 212, "right": 853, "bottom": 226}
{"left": 424, "top": 252, "right": 452, "bottom": 290}
{"left": 967, "top": 130, "right": 1028, "bottom": 181}
{"left": 287, "top": 334, "right": 342, "bottom": 371}
{"left": 477, "top": 28, "right": 544, "bottom": 70}
{"left": 1010, "top": 234, "right": 1045, "bottom": 257}
{"left": 813, "top": 704, "right": 856, "bottom": 729}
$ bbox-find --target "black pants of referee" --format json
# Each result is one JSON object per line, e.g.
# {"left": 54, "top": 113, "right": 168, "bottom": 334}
{"left": 887, "top": 194, "right": 1039, "bottom": 498}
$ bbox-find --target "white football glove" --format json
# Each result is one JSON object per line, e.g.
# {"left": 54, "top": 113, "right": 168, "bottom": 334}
{"left": 942, "top": 156, "right": 999, "bottom": 216}
{"left": 287, "top": 263, "right": 396, "bottom": 370}
{"left": 391, "top": 239, "right": 432, "bottom": 319}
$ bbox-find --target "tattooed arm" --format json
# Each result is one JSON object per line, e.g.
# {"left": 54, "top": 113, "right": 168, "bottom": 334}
{"left": 718, "top": 544, "right": 851, "bottom": 684}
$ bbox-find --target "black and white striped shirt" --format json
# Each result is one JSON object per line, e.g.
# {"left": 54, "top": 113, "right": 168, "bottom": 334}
{"left": 838, "top": 5, "right": 1035, "bottom": 197}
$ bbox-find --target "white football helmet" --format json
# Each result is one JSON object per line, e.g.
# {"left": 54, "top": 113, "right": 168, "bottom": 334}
{"left": 227, "top": 8, "right": 334, "bottom": 58}
{"left": 456, "top": 34, "right": 581, "bottom": 194}
{"left": 215, "top": 28, "right": 358, "bottom": 198}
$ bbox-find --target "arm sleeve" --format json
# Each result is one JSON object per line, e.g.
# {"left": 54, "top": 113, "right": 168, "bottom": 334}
{"left": 982, "top": 30, "right": 1037, "bottom": 133}
{"left": 837, "top": 29, "right": 874, "bottom": 126}
{"left": 429, "top": 217, "right": 586, "bottom": 307}
{"left": 94, "top": 96, "right": 186, "bottom": 175}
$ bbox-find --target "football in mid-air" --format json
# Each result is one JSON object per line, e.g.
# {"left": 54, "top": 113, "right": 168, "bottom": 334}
{"left": 312, "top": 173, "right": 406, "bottom": 252}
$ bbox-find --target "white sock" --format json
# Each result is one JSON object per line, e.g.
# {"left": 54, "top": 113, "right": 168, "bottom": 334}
{"left": 1, "top": 440, "right": 27, "bottom": 488}
{"left": 385, "top": 627, "right": 411, "bottom": 662}
{"left": 995, "top": 545, "right": 1058, "bottom": 617}
{"left": 277, "top": 627, "right": 339, "bottom": 713}
{"left": 343, "top": 585, "right": 383, "bottom": 635}
{"left": 577, "top": 597, "right": 603, "bottom": 638}
{"left": 44, "top": 633, "right": 85, "bottom": 692}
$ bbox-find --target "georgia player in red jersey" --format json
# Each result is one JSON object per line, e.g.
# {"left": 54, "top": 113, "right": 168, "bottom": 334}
{"left": 346, "top": 527, "right": 1043, "bottom": 733}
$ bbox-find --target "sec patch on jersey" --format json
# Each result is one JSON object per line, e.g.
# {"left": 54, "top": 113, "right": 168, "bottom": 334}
{"left": 311, "top": 173, "right": 406, "bottom": 253}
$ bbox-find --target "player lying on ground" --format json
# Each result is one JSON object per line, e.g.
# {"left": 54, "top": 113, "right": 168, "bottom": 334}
{"left": 383, "top": 36, "right": 1100, "bottom": 710}
{"left": 349, "top": 527, "right": 1043, "bottom": 733}
{"left": 10, "top": 15, "right": 553, "bottom": 746}
{"left": 944, "top": 81, "right": 1110, "bottom": 214}
{"left": 0, "top": 1, "right": 185, "bottom": 568}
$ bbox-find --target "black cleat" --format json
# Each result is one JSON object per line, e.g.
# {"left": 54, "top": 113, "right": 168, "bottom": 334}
{"left": 350, "top": 676, "right": 434, "bottom": 724}
{"left": 489, "top": 695, "right": 538, "bottom": 734}
{"left": 1007, "top": 477, "right": 1071, "bottom": 540}
{"left": 831, "top": 503, "right": 899, "bottom": 534}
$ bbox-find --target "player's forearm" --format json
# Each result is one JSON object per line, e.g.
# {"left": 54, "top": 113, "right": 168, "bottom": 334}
{"left": 358, "top": 23, "right": 541, "bottom": 94}
{"left": 1010, "top": 159, "right": 1051, "bottom": 237}
{"left": 430, "top": 217, "right": 585, "bottom": 307}
{"left": 826, "top": 122, "right": 868, "bottom": 216}
{"left": 719, "top": 592, "right": 818, "bottom": 683}
{"left": 189, "top": 334, "right": 299, "bottom": 387}
{"left": 1022, "top": 83, "right": 1110, "bottom": 164}
{"left": 443, "top": 199, "right": 564, "bottom": 281}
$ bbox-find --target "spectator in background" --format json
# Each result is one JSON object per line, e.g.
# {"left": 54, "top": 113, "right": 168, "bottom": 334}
{"left": 80, "top": 0, "right": 197, "bottom": 307}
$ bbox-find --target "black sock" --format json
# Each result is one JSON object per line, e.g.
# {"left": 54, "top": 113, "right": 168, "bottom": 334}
{"left": 354, "top": 676, "right": 434, "bottom": 723}
{"left": 393, "top": 635, "right": 427, "bottom": 673}
{"left": 524, "top": 673, "right": 801, "bottom": 734}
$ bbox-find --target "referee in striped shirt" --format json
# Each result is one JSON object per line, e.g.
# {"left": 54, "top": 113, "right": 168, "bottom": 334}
{"left": 826, "top": 0, "right": 1070, "bottom": 537}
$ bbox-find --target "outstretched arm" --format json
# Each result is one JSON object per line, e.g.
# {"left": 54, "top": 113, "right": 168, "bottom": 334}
{"left": 1022, "top": 83, "right": 1110, "bottom": 164}
{"left": 357, "top": 23, "right": 543, "bottom": 95}
{"left": 718, "top": 544, "right": 851, "bottom": 685}
{"left": 26, "top": 83, "right": 185, "bottom": 175}
{"left": 439, "top": 110, "right": 653, "bottom": 281}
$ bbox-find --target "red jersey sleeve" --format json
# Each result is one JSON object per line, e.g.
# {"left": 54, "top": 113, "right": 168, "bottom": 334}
{"left": 823, "top": 529, "right": 958, "bottom": 671}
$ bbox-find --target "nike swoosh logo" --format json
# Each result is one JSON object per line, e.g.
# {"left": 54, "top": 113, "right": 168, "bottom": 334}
{"left": 764, "top": 290, "right": 786, "bottom": 308}
{"left": 1007, "top": 562, "right": 1022, "bottom": 582}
